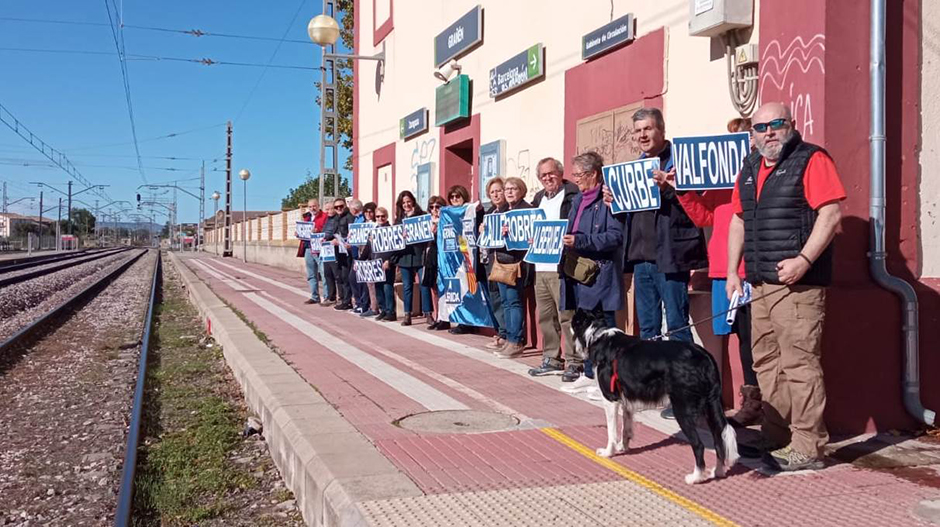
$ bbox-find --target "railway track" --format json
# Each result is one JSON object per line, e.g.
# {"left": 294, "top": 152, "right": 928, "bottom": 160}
{"left": 0, "top": 248, "right": 147, "bottom": 355}
{"left": 0, "top": 247, "right": 131, "bottom": 289}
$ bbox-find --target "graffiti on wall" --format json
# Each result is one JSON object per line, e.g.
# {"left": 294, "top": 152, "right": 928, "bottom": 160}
{"left": 410, "top": 138, "right": 436, "bottom": 192}
{"left": 506, "top": 148, "right": 541, "bottom": 200}
{"left": 759, "top": 34, "right": 825, "bottom": 141}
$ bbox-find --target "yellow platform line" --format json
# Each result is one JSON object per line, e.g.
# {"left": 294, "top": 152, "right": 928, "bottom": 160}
{"left": 540, "top": 427, "right": 739, "bottom": 527}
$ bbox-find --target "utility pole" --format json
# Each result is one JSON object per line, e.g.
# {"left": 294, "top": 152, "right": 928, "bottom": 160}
{"left": 94, "top": 199, "right": 99, "bottom": 247}
{"left": 318, "top": 3, "right": 340, "bottom": 207}
{"left": 57, "top": 197, "right": 62, "bottom": 251}
{"left": 223, "top": 120, "right": 233, "bottom": 257}
{"left": 38, "top": 191, "right": 43, "bottom": 249}
{"left": 172, "top": 186, "right": 178, "bottom": 251}
{"left": 67, "top": 180, "right": 73, "bottom": 235}
{"left": 199, "top": 160, "right": 206, "bottom": 251}
{"left": 2, "top": 181, "right": 7, "bottom": 214}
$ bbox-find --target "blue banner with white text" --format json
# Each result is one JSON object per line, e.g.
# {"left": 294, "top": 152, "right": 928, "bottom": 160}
{"left": 602, "top": 157, "right": 662, "bottom": 214}
{"left": 673, "top": 132, "right": 750, "bottom": 190}
{"left": 436, "top": 205, "right": 493, "bottom": 328}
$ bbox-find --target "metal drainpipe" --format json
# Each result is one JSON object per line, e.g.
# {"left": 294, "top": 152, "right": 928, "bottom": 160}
{"left": 869, "top": 0, "right": 936, "bottom": 426}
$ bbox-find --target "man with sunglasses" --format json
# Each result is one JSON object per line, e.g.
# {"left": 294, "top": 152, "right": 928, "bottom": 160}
{"left": 324, "top": 197, "right": 355, "bottom": 310}
{"left": 727, "top": 102, "right": 845, "bottom": 472}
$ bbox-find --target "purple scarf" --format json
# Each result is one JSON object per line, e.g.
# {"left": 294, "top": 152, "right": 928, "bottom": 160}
{"left": 572, "top": 185, "right": 599, "bottom": 233}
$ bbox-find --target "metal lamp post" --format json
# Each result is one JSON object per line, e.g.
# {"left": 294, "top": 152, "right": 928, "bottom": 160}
{"left": 211, "top": 191, "right": 221, "bottom": 255}
{"left": 238, "top": 169, "right": 251, "bottom": 262}
{"left": 308, "top": 10, "right": 384, "bottom": 206}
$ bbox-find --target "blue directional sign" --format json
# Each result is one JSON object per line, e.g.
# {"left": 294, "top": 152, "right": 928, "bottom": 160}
{"left": 673, "top": 132, "right": 750, "bottom": 191}
{"left": 603, "top": 157, "right": 662, "bottom": 214}
{"left": 400, "top": 108, "right": 429, "bottom": 140}
{"left": 489, "top": 44, "right": 544, "bottom": 98}
{"left": 434, "top": 5, "right": 483, "bottom": 68}
{"left": 582, "top": 13, "right": 636, "bottom": 61}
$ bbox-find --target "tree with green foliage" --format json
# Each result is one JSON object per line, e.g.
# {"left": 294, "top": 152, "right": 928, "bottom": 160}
{"left": 281, "top": 171, "right": 352, "bottom": 210}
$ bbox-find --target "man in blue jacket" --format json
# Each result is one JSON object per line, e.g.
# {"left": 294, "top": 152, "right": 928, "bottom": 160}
{"left": 605, "top": 108, "right": 707, "bottom": 419}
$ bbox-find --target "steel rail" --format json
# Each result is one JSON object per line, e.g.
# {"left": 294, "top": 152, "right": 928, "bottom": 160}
{"left": 0, "top": 250, "right": 93, "bottom": 270}
{"left": 0, "top": 249, "right": 148, "bottom": 355}
{"left": 0, "top": 247, "right": 131, "bottom": 288}
{"left": 114, "top": 250, "right": 161, "bottom": 526}
{"left": 0, "top": 248, "right": 121, "bottom": 273}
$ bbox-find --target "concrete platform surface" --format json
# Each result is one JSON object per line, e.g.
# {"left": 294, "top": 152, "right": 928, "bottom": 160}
{"left": 172, "top": 252, "right": 940, "bottom": 527}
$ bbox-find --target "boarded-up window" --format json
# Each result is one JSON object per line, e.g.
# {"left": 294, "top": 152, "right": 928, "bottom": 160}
{"left": 575, "top": 102, "right": 644, "bottom": 165}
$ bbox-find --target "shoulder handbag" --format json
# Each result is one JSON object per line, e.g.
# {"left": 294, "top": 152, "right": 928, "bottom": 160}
{"left": 563, "top": 252, "right": 599, "bottom": 285}
{"left": 489, "top": 260, "right": 521, "bottom": 286}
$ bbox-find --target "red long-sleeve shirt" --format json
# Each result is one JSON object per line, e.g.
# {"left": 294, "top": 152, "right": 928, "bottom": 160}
{"left": 676, "top": 190, "right": 744, "bottom": 279}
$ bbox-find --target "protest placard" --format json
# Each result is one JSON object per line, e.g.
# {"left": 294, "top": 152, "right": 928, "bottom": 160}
{"left": 478, "top": 213, "right": 505, "bottom": 249}
{"left": 602, "top": 157, "right": 661, "bottom": 214}
{"left": 295, "top": 221, "right": 314, "bottom": 240}
{"left": 308, "top": 233, "right": 325, "bottom": 253}
{"left": 371, "top": 224, "right": 406, "bottom": 253}
{"left": 673, "top": 132, "right": 750, "bottom": 190}
{"left": 319, "top": 241, "right": 336, "bottom": 262}
{"left": 523, "top": 220, "right": 568, "bottom": 265}
{"left": 443, "top": 278, "right": 462, "bottom": 305}
{"left": 347, "top": 222, "right": 375, "bottom": 246}
{"left": 354, "top": 259, "right": 386, "bottom": 283}
{"left": 504, "top": 209, "right": 546, "bottom": 250}
{"left": 403, "top": 214, "right": 435, "bottom": 244}
{"left": 335, "top": 234, "right": 348, "bottom": 255}
{"left": 442, "top": 224, "right": 459, "bottom": 253}
{"left": 462, "top": 218, "right": 476, "bottom": 248}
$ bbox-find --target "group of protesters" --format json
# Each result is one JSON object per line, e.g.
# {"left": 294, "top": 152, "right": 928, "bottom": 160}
{"left": 296, "top": 102, "right": 845, "bottom": 473}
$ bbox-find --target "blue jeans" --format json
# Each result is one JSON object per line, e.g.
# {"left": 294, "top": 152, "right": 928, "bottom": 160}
{"left": 348, "top": 263, "right": 371, "bottom": 309}
{"left": 304, "top": 248, "right": 321, "bottom": 301}
{"left": 488, "top": 280, "right": 507, "bottom": 340}
{"left": 374, "top": 266, "right": 396, "bottom": 315}
{"left": 633, "top": 261, "right": 692, "bottom": 342}
{"left": 400, "top": 266, "right": 433, "bottom": 314}
{"left": 497, "top": 281, "right": 525, "bottom": 345}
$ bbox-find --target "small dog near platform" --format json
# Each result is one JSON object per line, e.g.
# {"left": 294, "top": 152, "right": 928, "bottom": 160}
{"left": 571, "top": 309, "right": 739, "bottom": 484}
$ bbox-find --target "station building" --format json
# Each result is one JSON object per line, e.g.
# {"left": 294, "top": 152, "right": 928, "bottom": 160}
{"left": 348, "top": 0, "right": 936, "bottom": 435}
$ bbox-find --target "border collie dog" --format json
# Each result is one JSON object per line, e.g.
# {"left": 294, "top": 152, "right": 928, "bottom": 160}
{"left": 571, "top": 309, "right": 739, "bottom": 484}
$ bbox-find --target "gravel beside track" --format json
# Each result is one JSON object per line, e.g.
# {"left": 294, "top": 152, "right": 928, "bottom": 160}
{"left": 0, "top": 250, "right": 138, "bottom": 342}
{"left": 0, "top": 250, "right": 155, "bottom": 526}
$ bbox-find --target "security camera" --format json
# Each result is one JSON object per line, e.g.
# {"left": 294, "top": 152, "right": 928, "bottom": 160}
{"left": 434, "top": 60, "right": 462, "bottom": 83}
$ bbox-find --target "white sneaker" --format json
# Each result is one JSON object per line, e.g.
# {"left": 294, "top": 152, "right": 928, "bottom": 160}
{"left": 586, "top": 386, "right": 603, "bottom": 401}
{"left": 561, "top": 375, "right": 596, "bottom": 394}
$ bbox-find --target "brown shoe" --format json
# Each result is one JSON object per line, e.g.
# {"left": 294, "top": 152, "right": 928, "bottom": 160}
{"left": 495, "top": 342, "right": 525, "bottom": 359}
{"left": 485, "top": 337, "right": 506, "bottom": 350}
{"left": 730, "top": 385, "right": 763, "bottom": 427}
{"left": 401, "top": 314, "right": 412, "bottom": 326}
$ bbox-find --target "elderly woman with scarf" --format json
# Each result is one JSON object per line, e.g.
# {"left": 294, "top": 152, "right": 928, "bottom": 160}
{"left": 560, "top": 151, "right": 625, "bottom": 384}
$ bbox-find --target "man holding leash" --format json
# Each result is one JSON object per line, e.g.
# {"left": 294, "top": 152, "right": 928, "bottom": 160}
{"left": 727, "top": 102, "right": 845, "bottom": 471}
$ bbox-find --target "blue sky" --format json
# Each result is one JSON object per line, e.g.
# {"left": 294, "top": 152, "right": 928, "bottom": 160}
{"left": 0, "top": 0, "right": 349, "bottom": 225}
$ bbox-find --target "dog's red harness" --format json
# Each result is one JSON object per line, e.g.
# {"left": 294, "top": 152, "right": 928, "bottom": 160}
{"left": 610, "top": 359, "right": 619, "bottom": 393}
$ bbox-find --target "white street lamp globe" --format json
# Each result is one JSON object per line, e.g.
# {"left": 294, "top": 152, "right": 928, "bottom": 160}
{"left": 308, "top": 14, "right": 340, "bottom": 46}
{"left": 211, "top": 191, "right": 221, "bottom": 201}
{"left": 239, "top": 169, "right": 251, "bottom": 181}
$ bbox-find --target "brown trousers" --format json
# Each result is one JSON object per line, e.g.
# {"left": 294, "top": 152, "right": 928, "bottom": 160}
{"left": 751, "top": 283, "right": 829, "bottom": 457}
{"left": 534, "top": 272, "right": 574, "bottom": 367}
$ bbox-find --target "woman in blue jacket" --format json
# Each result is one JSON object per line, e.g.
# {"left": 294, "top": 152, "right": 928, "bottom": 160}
{"left": 560, "top": 151, "right": 625, "bottom": 383}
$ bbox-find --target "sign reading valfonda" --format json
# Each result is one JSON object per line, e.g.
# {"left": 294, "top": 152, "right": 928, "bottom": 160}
{"left": 489, "top": 43, "right": 544, "bottom": 98}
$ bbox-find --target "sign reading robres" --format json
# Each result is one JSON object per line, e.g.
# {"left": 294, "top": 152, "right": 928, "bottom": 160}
{"left": 435, "top": 74, "right": 471, "bottom": 127}
{"left": 399, "top": 108, "right": 429, "bottom": 140}
{"left": 489, "top": 44, "right": 544, "bottom": 98}
{"left": 434, "top": 5, "right": 483, "bottom": 68}
{"left": 582, "top": 13, "right": 636, "bottom": 61}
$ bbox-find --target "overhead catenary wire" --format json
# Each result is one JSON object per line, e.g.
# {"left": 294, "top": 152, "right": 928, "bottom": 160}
{"left": 103, "top": 0, "right": 146, "bottom": 184}
{"left": 0, "top": 47, "right": 318, "bottom": 70}
{"left": 0, "top": 16, "right": 315, "bottom": 44}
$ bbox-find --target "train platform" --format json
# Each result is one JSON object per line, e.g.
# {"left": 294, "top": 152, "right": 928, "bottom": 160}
{"left": 170, "top": 252, "right": 940, "bottom": 527}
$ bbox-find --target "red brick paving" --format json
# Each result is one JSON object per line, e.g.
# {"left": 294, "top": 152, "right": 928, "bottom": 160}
{"left": 184, "top": 255, "right": 937, "bottom": 526}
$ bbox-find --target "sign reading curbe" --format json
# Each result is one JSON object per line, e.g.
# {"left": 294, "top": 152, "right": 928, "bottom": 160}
{"left": 489, "top": 43, "right": 544, "bottom": 98}
{"left": 603, "top": 157, "right": 662, "bottom": 214}
{"left": 434, "top": 5, "right": 483, "bottom": 68}
{"left": 435, "top": 74, "right": 471, "bottom": 126}
{"left": 582, "top": 13, "right": 636, "bottom": 61}
{"left": 400, "top": 108, "right": 429, "bottom": 140}
{"left": 673, "top": 132, "right": 750, "bottom": 191}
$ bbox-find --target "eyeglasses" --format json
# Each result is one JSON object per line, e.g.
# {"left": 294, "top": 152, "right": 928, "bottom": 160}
{"left": 448, "top": 194, "right": 461, "bottom": 199}
{"left": 334, "top": 204, "right": 345, "bottom": 209}
{"left": 570, "top": 170, "right": 593, "bottom": 179}
{"left": 428, "top": 204, "right": 442, "bottom": 210}
{"left": 375, "top": 214, "right": 387, "bottom": 219}
{"left": 538, "top": 172, "right": 558, "bottom": 179}
{"left": 752, "top": 118, "right": 789, "bottom": 133}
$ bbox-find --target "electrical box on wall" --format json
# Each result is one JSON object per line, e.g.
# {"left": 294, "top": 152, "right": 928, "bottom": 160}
{"left": 688, "top": 0, "right": 753, "bottom": 38}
